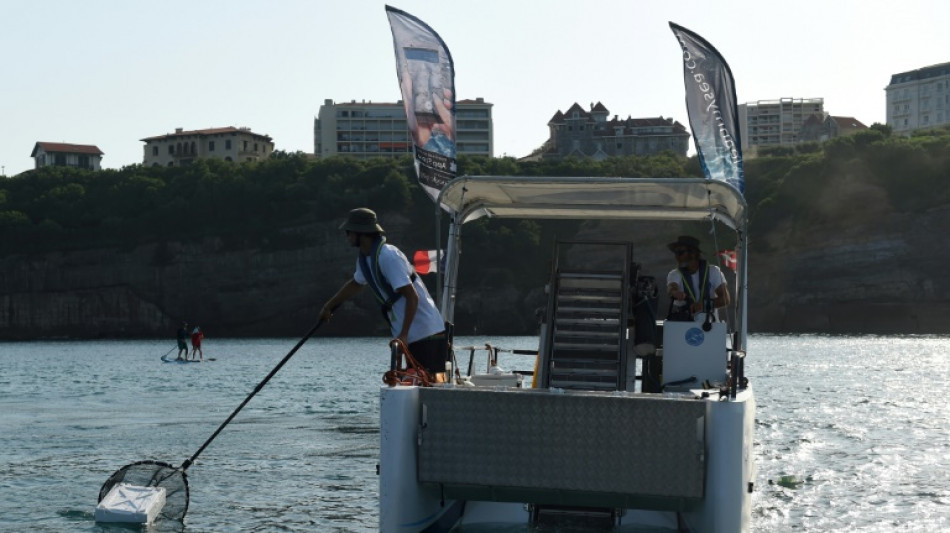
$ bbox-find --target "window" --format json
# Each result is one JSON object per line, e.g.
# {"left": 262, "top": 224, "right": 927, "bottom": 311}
{"left": 243, "top": 141, "right": 248, "bottom": 151}
{"left": 152, "top": 146, "right": 158, "bottom": 156}
{"left": 225, "top": 140, "right": 232, "bottom": 150}
{"left": 209, "top": 141, "right": 215, "bottom": 151}
{"left": 254, "top": 143, "right": 258, "bottom": 152}
{"left": 168, "top": 145, "right": 174, "bottom": 155}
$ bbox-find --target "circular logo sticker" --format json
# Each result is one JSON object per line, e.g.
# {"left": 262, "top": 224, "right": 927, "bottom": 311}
{"left": 685, "top": 327, "right": 705, "bottom": 346}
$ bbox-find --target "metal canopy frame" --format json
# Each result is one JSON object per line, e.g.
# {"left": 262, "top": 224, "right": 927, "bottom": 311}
{"left": 435, "top": 176, "right": 749, "bottom": 351}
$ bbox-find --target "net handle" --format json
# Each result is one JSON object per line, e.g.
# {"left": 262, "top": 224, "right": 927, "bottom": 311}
{"left": 180, "top": 314, "right": 332, "bottom": 471}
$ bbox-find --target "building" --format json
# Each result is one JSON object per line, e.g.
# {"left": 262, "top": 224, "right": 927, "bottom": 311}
{"left": 31, "top": 142, "right": 104, "bottom": 171}
{"left": 738, "top": 98, "right": 824, "bottom": 153}
{"left": 886, "top": 62, "right": 950, "bottom": 134}
{"left": 314, "top": 98, "right": 493, "bottom": 158}
{"left": 798, "top": 115, "right": 868, "bottom": 143}
{"left": 536, "top": 102, "right": 690, "bottom": 161}
{"left": 141, "top": 127, "right": 274, "bottom": 167}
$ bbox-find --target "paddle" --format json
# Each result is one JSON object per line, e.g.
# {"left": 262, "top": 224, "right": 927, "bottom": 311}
{"left": 98, "top": 314, "right": 333, "bottom": 523}
{"left": 159, "top": 346, "right": 177, "bottom": 361}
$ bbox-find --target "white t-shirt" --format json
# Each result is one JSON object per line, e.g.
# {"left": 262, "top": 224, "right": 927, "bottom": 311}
{"left": 353, "top": 243, "right": 444, "bottom": 343}
{"left": 667, "top": 263, "right": 726, "bottom": 320}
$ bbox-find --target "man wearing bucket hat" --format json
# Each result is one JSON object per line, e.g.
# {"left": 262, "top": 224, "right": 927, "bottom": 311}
{"left": 666, "top": 235, "right": 730, "bottom": 322}
{"left": 320, "top": 208, "right": 447, "bottom": 374}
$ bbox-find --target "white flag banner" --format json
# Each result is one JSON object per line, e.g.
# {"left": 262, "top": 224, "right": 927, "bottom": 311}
{"left": 670, "top": 22, "right": 745, "bottom": 195}
{"left": 386, "top": 6, "right": 457, "bottom": 209}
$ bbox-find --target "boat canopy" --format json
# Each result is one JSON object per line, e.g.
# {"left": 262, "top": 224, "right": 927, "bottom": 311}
{"left": 437, "top": 176, "right": 747, "bottom": 231}
{"left": 435, "top": 176, "right": 749, "bottom": 345}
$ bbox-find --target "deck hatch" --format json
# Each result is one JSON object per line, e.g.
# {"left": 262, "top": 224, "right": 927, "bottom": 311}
{"left": 417, "top": 388, "right": 706, "bottom": 508}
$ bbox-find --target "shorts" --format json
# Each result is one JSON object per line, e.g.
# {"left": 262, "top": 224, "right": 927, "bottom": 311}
{"left": 178, "top": 340, "right": 187, "bottom": 350}
{"left": 406, "top": 333, "right": 448, "bottom": 374}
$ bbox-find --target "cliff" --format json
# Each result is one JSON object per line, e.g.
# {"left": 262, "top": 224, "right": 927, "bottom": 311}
{"left": 2, "top": 204, "right": 949, "bottom": 340}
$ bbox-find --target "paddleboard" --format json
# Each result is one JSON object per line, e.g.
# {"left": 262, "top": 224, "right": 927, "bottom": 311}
{"left": 160, "top": 355, "right": 216, "bottom": 363}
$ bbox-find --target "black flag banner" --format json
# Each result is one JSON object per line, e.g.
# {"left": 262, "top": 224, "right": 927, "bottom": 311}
{"left": 386, "top": 5, "right": 457, "bottom": 207}
{"left": 669, "top": 22, "right": 745, "bottom": 195}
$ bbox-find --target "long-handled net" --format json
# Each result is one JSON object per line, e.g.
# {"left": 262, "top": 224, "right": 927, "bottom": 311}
{"left": 97, "top": 317, "right": 329, "bottom": 523}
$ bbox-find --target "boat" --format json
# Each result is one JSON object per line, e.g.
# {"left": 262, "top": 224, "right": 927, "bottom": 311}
{"left": 378, "top": 175, "right": 753, "bottom": 532}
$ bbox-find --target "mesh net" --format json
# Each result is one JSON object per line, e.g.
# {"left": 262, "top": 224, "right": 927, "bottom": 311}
{"left": 99, "top": 460, "right": 190, "bottom": 522}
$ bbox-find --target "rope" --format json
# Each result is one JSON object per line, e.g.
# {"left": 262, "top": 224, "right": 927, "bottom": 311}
{"left": 383, "top": 338, "right": 433, "bottom": 387}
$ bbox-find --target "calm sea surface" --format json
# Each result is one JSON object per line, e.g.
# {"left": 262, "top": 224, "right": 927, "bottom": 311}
{"left": 1, "top": 335, "right": 948, "bottom": 532}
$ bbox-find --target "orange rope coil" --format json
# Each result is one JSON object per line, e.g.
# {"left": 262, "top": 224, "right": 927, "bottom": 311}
{"left": 383, "top": 338, "right": 433, "bottom": 387}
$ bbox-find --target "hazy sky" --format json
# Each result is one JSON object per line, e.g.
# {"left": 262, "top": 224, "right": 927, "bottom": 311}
{"left": 1, "top": 0, "right": 946, "bottom": 176}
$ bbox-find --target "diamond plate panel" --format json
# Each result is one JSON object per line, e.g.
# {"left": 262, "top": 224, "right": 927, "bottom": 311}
{"left": 418, "top": 388, "right": 705, "bottom": 499}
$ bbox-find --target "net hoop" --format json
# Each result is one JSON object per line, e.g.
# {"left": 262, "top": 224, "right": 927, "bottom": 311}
{"left": 98, "top": 460, "right": 190, "bottom": 522}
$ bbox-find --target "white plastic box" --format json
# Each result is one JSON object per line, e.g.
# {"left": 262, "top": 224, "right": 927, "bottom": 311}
{"left": 94, "top": 483, "right": 167, "bottom": 524}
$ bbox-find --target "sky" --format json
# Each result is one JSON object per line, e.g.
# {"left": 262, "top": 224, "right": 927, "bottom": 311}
{"left": 1, "top": 0, "right": 947, "bottom": 176}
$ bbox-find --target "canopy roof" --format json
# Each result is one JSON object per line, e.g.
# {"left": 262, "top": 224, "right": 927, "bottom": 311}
{"left": 438, "top": 176, "right": 747, "bottom": 231}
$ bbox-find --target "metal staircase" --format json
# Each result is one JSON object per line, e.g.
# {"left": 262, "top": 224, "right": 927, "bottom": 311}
{"left": 541, "top": 241, "right": 635, "bottom": 391}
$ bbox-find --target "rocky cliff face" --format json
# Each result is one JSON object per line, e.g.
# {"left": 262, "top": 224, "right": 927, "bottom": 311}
{"left": 2, "top": 206, "right": 950, "bottom": 339}
{"left": 750, "top": 205, "right": 950, "bottom": 333}
{"left": 0, "top": 219, "right": 390, "bottom": 340}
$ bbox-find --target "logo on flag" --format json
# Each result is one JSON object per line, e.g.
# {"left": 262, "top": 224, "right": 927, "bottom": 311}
{"left": 669, "top": 22, "right": 745, "bottom": 195}
{"left": 718, "top": 249, "right": 737, "bottom": 271}
{"left": 413, "top": 249, "right": 443, "bottom": 275}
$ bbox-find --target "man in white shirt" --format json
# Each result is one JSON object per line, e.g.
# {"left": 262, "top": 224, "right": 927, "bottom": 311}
{"left": 320, "top": 208, "right": 447, "bottom": 374}
{"left": 666, "top": 235, "right": 730, "bottom": 322}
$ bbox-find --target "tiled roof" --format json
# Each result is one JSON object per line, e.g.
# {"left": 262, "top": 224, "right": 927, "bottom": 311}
{"left": 31, "top": 142, "right": 103, "bottom": 156}
{"left": 547, "top": 103, "right": 685, "bottom": 133}
{"left": 564, "top": 103, "right": 589, "bottom": 119}
{"left": 830, "top": 116, "right": 867, "bottom": 129}
{"left": 889, "top": 61, "right": 950, "bottom": 85}
{"left": 140, "top": 126, "right": 272, "bottom": 142}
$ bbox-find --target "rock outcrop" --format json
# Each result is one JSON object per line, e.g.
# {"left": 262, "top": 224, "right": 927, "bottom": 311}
{"left": 2, "top": 206, "right": 950, "bottom": 339}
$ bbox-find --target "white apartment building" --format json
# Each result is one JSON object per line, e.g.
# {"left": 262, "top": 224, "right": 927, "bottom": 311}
{"left": 31, "top": 142, "right": 104, "bottom": 171}
{"left": 314, "top": 98, "right": 493, "bottom": 158}
{"left": 886, "top": 62, "right": 950, "bottom": 134}
{"left": 141, "top": 127, "right": 274, "bottom": 167}
{"left": 738, "top": 98, "right": 824, "bottom": 153}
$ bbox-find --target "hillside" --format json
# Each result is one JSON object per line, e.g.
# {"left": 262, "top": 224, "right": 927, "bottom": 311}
{"left": 2, "top": 127, "right": 949, "bottom": 339}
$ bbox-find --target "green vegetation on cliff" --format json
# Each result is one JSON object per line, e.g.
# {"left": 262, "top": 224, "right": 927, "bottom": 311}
{"left": 3, "top": 126, "right": 949, "bottom": 258}
{"left": 2, "top": 125, "right": 950, "bottom": 336}
{"left": 744, "top": 125, "right": 950, "bottom": 248}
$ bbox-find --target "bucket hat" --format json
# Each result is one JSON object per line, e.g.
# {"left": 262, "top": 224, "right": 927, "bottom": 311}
{"left": 339, "top": 208, "right": 385, "bottom": 234}
{"left": 667, "top": 235, "right": 702, "bottom": 253}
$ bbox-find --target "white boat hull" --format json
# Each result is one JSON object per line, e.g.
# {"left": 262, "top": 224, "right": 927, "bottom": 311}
{"left": 379, "top": 385, "right": 754, "bottom": 532}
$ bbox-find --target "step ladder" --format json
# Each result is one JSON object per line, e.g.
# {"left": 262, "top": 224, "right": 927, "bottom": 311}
{"left": 541, "top": 241, "right": 635, "bottom": 391}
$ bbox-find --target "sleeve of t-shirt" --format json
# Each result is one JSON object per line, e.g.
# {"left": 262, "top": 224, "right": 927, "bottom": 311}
{"left": 666, "top": 269, "right": 681, "bottom": 287}
{"left": 353, "top": 259, "right": 367, "bottom": 285}
{"left": 379, "top": 246, "right": 413, "bottom": 290}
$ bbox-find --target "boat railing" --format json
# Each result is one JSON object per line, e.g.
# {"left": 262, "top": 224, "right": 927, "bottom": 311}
{"left": 729, "top": 348, "right": 747, "bottom": 399}
{"left": 453, "top": 343, "right": 537, "bottom": 382}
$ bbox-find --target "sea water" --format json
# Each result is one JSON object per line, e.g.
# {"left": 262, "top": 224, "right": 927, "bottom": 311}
{"left": 0, "top": 335, "right": 947, "bottom": 532}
